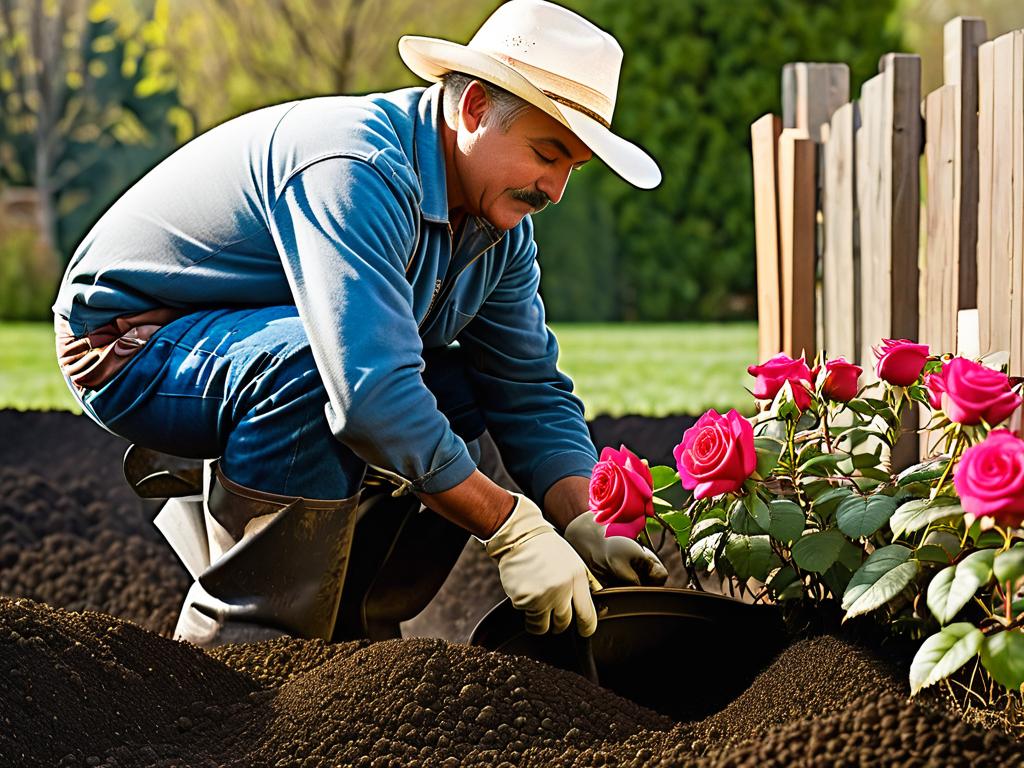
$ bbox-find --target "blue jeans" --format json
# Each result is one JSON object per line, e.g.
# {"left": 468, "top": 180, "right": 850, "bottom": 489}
{"left": 79, "top": 306, "right": 486, "bottom": 499}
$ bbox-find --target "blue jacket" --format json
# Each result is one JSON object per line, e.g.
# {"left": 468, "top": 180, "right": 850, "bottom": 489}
{"left": 54, "top": 84, "right": 598, "bottom": 501}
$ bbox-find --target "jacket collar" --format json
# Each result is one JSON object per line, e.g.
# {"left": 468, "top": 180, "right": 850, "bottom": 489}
{"left": 414, "top": 84, "right": 450, "bottom": 224}
{"left": 414, "top": 84, "right": 503, "bottom": 246}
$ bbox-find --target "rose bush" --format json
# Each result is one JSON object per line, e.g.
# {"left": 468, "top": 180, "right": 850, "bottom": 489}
{"left": 588, "top": 444, "right": 655, "bottom": 539}
{"left": 593, "top": 343, "right": 1024, "bottom": 700}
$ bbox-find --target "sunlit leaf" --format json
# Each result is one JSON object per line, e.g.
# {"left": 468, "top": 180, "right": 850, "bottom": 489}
{"left": 909, "top": 623, "right": 983, "bottom": 695}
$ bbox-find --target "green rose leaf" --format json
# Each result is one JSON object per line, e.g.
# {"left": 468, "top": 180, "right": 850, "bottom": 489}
{"left": 994, "top": 543, "right": 1024, "bottom": 585}
{"left": 650, "top": 465, "right": 680, "bottom": 492}
{"left": 852, "top": 451, "right": 882, "bottom": 470}
{"left": 822, "top": 562, "right": 855, "bottom": 599}
{"left": 792, "top": 529, "right": 846, "bottom": 574}
{"left": 916, "top": 530, "right": 961, "bottom": 565}
{"left": 690, "top": 516, "right": 726, "bottom": 544}
{"left": 767, "top": 499, "right": 805, "bottom": 543}
{"left": 909, "top": 623, "right": 984, "bottom": 695}
{"left": 800, "top": 453, "right": 840, "bottom": 475}
{"left": 692, "top": 536, "right": 724, "bottom": 573}
{"left": 811, "top": 485, "right": 855, "bottom": 512}
{"left": 841, "top": 544, "right": 918, "bottom": 618}
{"left": 766, "top": 566, "right": 800, "bottom": 599}
{"left": 724, "top": 534, "right": 774, "bottom": 581}
{"left": 896, "top": 458, "right": 948, "bottom": 487}
{"left": 926, "top": 550, "right": 995, "bottom": 625}
{"left": 890, "top": 497, "right": 963, "bottom": 538}
{"left": 980, "top": 631, "right": 1024, "bottom": 690}
{"left": 745, "top": 494, "right": 771, "bottom": 531}
{"left": 729, "top": 499, "right": 761, "bottom": 535}
{"left": 753, "top": 437, "right": 782, "bottom": 480}
{"left": 845, "top": 399, "right": 875, "bottom": 416}
{"left": 658, "top": 510, "right": 691, "bottom": 550}
{"left": 836, "top": 494, "right": 897, "bottom": 538}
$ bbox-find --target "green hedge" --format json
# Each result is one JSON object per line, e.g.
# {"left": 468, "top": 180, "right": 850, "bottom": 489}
{"left": 536, "top": 0, "right": 901, "bottom": 321}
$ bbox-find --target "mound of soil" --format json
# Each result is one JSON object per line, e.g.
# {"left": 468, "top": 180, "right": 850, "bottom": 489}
{"left": 1, "top": 410, "right": 1021, "bottom": 767}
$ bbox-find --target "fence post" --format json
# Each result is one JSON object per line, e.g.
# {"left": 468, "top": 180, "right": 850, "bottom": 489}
{"left": 857, "top": 54, "right": 922, "bottom": 468}
{"left": 752, "top": 114, "right": 783, "bottom": 362}
{"left": 822, "top": 102, "right": 860, "bottom": 362}
{"left": 978, "top": 31, "right": 1023, "bottom": 373}
{"left": 944, "top": 17, "right": 987, "bottom": 318}
{"left": 783, "top": 63, "right": 850, "bottom": 356}
{"left": 778, "top": 128, "right": 817, "bottom": 360}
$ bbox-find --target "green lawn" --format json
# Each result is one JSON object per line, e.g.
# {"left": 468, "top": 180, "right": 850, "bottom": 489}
{"left": 551, "top": 322, "right": 757, "bottom": 417}
{"left": 0, "top": 323, "right": 80, "bottom": 412}
{"left": 0, "top": 321, "right": 758, "bottom": 417}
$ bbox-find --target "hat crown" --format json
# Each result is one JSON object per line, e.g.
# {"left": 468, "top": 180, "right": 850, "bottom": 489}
{"left": 468, "top": 0, "right": 621, "bottom": 121}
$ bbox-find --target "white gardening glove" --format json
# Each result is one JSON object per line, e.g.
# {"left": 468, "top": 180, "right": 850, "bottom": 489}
{"left": 563, "top": 511, "right": 669, "bottom": 586}
{"left": 482, "top": 493, "right": 602, "bottom": 636}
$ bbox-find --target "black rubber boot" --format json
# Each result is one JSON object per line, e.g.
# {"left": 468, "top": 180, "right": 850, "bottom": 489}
{"left": 173, "top": 466, "right": 360, "bottom": 647}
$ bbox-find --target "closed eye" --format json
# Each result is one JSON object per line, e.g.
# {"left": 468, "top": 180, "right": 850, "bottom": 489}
{"left": 532, "top": 147, "right": 556, "bottom": 164}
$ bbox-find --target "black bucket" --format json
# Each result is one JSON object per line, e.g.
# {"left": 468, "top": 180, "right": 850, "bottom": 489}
{"left": 470, "top": 587, "right": 786, "bottom": 721}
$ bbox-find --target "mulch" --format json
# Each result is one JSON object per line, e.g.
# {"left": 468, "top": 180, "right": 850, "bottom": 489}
{"left": 1, "top": 410, "right": 1021, "bottom": 767}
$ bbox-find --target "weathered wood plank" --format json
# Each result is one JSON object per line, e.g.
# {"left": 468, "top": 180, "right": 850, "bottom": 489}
{"left": 943, "top": 17, "right": 987, "bottom": 311}
{"left": 921, "top": 85, "right": 958, "bottom": 358}
{"left": 778, "top": 128, "right": 817, "bottom": 359}
{"left": 884, "top": 54, "right": 922, "bottom": 347}
{"left": 857, "top": 71, "right": 886, "bottom": 373}
{"left": 782, "top": 62, "right": 851, "bottom": 140}
{"left": 989, "top": 33, "right": 1015, "bottom": 360}
{"left": 977, "top": 40, "right": 994, "bottom": 353}
{"left": 752, "top": 114, "right": 784, "bottom": 362}
{"left": 1012, "top": 31, "right": 1024, "bottom": 377}
{"left": 822, "top": 101, "right": 860, "bottom": 361}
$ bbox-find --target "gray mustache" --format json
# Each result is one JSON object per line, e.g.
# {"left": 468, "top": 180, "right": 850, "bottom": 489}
{"left": 510, "top": 188, "right": 550, "bottom": 212}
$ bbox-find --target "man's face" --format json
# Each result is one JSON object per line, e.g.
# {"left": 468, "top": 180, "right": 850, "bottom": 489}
{"left": 452, "top": 89, "right": 593, "bottom": 232}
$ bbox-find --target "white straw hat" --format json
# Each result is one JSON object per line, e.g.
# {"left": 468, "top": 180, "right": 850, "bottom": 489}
{"left": 398, "top": 0, "right": 661, "bottom": 189}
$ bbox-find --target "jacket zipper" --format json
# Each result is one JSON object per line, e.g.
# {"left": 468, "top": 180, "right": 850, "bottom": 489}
{"left": 417, "top": 221, "right": 498, "bottom": 331}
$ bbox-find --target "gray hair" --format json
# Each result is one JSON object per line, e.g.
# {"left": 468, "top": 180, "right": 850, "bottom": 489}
{"left": 440, "top": 72, "right": 532, "bottom": 132}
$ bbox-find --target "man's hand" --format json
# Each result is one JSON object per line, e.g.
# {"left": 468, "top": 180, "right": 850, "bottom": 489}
{"left": 564, "top": 511, "right": 669, "bottom": 586}
{"left": 483, "top": 493, "right": 601, "bottom": 636}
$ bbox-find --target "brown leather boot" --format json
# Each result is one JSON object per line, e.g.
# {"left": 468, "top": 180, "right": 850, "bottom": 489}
{"left": 173, "top": 466, "right": 359, "bottom": 647}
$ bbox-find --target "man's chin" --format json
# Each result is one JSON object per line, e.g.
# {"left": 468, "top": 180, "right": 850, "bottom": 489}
{"left": 485, "top": 209, "right": 531, "bottom": 232}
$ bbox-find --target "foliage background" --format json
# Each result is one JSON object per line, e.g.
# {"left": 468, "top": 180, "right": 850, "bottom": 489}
{"left": 4, "top": 0, "right": 1024, "bottom": 323}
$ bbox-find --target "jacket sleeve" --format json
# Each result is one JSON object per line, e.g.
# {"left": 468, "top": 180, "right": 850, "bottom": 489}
{"left": 267, "top": 154, "right": 477, "bottom": 494}
{"left": 457, "top": 218, "right": 598, "bottom": 502}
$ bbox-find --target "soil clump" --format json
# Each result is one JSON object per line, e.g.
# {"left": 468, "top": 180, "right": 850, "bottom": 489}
{"left": 1, "top": 411, "right": 1021, "bottom": 767}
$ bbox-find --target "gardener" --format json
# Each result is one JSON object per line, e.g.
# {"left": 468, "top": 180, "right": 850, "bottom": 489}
{"left": 52, "top": 0, "right": 667, "bottom": 647}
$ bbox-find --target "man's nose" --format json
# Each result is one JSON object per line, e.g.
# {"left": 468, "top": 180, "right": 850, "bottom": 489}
{"left": 537, "top": 166, "right": 572, "bottom": 206}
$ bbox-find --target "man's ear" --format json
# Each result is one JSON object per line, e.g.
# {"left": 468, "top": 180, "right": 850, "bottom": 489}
{"left": 458, "top": 81, "right": 490, "bottom": 133}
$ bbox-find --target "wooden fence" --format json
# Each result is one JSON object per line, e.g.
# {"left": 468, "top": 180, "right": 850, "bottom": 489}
{"left": 751, "top": 16, "right": 1024, "bottom": 461}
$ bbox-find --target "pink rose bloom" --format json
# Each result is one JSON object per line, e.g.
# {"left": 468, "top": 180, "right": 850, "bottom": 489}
{"left": 747, "top": 353, "right": 814, "bottom": 410}
{"left": 954, "top": 430, "right": 1024, "bottom": 528}
{"left": 588, "top": 445, "right": 654, "bottom": 539}
{"left": 674, "top": 409, "right": 756, "bottom": 500}
{"left": 821, "top": 357, "right": 862, "bottom": 402}
{"left": 873, "top": 338, "right": 929, "bottom": 386}
{"left": 925, "top": 357, "right": 1023, "bottom": 426}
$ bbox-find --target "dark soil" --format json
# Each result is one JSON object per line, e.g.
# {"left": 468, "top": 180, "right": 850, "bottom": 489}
{"left": 1, "top": 410, "right": 1021, "bottom": 767}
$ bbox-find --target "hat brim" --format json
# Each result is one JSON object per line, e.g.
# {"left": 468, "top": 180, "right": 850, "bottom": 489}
{"left": 398, "top": 35, "right": 662, "bottom": 190}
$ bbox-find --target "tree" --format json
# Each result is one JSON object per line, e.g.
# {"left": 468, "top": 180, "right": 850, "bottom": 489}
{"left": 166, "top": 0, "right": 500, "bottom": 131}
{"left": 0, "top": 0, "right": 189, "bottom": 260}
{"left": 535, "top": 0, "right": 903, "bottom": 321}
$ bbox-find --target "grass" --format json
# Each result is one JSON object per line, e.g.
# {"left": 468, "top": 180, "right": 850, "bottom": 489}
{"left": 551, "top": 322, "right": 758, "bottom": 417}
{"left": 0, "top": 321, "right": 759, "bottom": 417}
{"left": 0, "top": 322, "right": 80, "bottom": 412}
